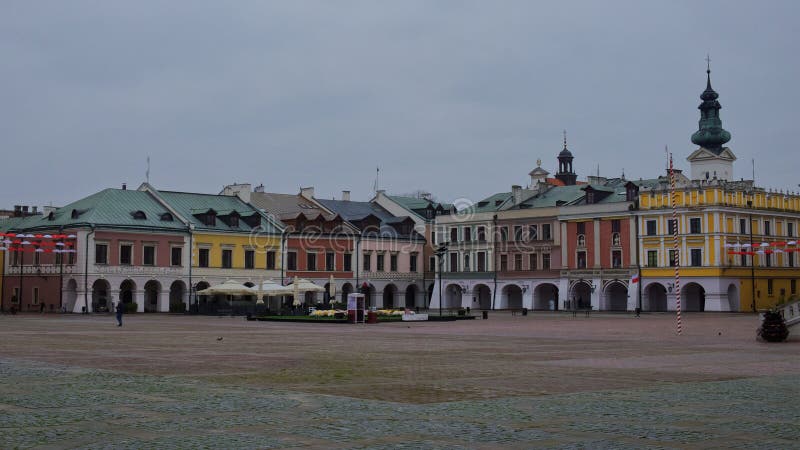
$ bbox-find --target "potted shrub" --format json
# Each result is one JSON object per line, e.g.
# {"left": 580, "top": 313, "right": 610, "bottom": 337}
{"left": 124, "top": 302, "right": 138, "bottom": 314}
{"left": 758, "top": 309, "right": 789, "bottom": 342}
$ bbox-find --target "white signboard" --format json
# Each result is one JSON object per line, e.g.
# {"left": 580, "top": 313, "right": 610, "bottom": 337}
{"left": 402, "top": 313, "right": 428, "bottom": 321}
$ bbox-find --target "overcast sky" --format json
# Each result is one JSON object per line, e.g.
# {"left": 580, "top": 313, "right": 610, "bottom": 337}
{"left": 2, "top": 1, "right": 799, "bottom": 209}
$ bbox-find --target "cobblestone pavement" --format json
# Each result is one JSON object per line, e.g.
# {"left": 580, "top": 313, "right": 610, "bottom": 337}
{"left": 1, "top": 313, "right": 798, "bottom": 448}
{"left": 1, "top": 359, "right": 798, "bottom": 449}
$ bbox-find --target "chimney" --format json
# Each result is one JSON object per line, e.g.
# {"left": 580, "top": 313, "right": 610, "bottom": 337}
{"left": 300, "top": 186, "right": 315, "bottom": 199}
{"left": 342, "top": 190, "right": 351, "bottom": 201}
{"left": 32, "top": 206, "right": 38, "bottom": 214}
{"left": 512, "top": 185, "right": 522, "bottom": 204}
{"left": 221, "top": 183, "right": 252, "bottom": 203}
{"left": 22, "top": 205, "right": 29, "bottom": 213}
{"left": 420, "top": 192, "right": 432, "bottom": 201}
{"left": 122, "top": 183, "right": 127, "bottom": 190}
{"left": 13, "top": 205, "right": 21, "bottom": 217}
{"left": 254, "top": 184, "right": 265, "bottom": 193}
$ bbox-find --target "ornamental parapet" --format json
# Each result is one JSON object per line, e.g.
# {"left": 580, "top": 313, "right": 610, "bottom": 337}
{"left": 561, "top": 268, "right": 634, "bottom": 279}
{"left": 6, "top": 265, "right": 76, "bottom": 275}
{"left": 361, "top": 271, "right": 422, "bottom": 280}
{"left": 94, "top": 265, "right": 186, "bottom": 276}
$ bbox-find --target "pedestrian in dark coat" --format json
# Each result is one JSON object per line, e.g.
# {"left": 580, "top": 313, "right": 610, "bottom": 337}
{"left": 115, "top": 302, "right": 124, "bottom": 327}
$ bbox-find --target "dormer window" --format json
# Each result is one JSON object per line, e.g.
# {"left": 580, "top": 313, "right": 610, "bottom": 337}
{"left": 160, "top": 213, "right": 173, "bottom": 222}
{"left": 48, "top": 211, "right": 55, "bottom": 221}
{"left": 71, "top": 209, "right": 84, "bottom": 219}
{"left": 193, "top": 209, "right": 217, "bottom": 226}
{"left": 229, "top": 215, "right": 239, "bottom": 227}
{"left": 132, "top": 210, "right": 147, "bottom": 220}
{"left": 586, "top": 191, "right": 595, "bottom": 204}
{"left": 626, "top": 185, "right": 638, "bottom": 202}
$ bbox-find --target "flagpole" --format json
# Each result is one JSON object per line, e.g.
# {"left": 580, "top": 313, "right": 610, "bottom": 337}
{"left": 669, "top": 149, "right": 682, "bottom": 335}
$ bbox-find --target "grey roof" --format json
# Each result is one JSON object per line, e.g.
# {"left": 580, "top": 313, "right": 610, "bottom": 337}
{"left": 316, "top": 199, "right": 422, "bottom": 240}
{"left": 249, "top": 192, "right": 332, "bottom": 220}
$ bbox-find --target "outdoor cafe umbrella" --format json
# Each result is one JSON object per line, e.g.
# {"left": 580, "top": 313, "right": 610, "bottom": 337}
{"left": 257, "top": 279, "right": 294, "bottom": 307}
{"left": 196, "top": 280, "right": 258, "bottom": 310}
{"left": 288, "top": 277, "right": 325, "bottom": 306}
{"left": 196, "top": 280, "right": 258, "bottom": 296}
{"left": 256, "top": 280, "right": 294, "bottom": 297}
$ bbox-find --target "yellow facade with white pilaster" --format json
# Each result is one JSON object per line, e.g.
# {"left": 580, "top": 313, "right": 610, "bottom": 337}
{"left": 638, "top": 183, "right": 800, "bottom": 312}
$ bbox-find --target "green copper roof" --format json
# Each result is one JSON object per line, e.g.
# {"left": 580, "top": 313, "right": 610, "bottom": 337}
{"left": 156, "top": 191, "right": 282, "bottom": 234}
{"left": 690, "top": 68, "right": 731, "bottom": 153}
{"left": 461, "top": 192, "right": 513, "bottom": 214}
{"left": 3, "top": 189, "right": 188, "bottom": 232}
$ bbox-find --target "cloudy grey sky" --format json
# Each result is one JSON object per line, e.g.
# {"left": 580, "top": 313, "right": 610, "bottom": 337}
{"left": 2, "top": 0, "right": 799, "bottom": 208}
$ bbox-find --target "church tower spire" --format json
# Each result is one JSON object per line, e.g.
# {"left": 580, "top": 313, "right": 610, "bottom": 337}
{"left": 686, "top": 56, "right": 736, "bottom": 181}
{"left": 555, "top": 130, "right": 577, "bottom": 185}
{"left": 690, "top": 56, "right": 732, "bottom": 153}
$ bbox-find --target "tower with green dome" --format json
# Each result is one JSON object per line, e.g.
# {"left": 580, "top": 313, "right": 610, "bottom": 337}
{"left": 687, "top": 59, "right": 737, "bottom": 181}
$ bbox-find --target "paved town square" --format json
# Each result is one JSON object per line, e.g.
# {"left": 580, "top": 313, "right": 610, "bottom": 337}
{"left": 1, "top": 312, "right": 798, "bottom": 448}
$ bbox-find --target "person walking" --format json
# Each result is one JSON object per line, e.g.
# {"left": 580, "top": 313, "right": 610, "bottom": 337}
{"left": 115, "top": 301, "right": 124, "bottom": 327}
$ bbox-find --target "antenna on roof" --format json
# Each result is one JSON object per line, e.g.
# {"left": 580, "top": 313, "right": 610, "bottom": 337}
{"left": 372, "top": 166, "right": 380, "bottom": 194}
{"left": 146, "top": 156, "right": 151, "bottom": 184}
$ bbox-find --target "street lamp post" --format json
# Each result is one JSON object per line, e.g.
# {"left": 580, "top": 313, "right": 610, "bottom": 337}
{"left": 748, "top": 199, "right": 756, "bottom": 312}
{"left": 435, "top": 244, "right": 447, "bottom": 317}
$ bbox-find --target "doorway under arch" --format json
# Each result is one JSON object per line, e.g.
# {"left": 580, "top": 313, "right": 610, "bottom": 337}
{"left": 443, "top": 284, "right": 462, "bottom": 309}
{"left": 382, "top": 284, "right": 397, "bottom": 309}
{"left": 473, "top": 284, "right": 492, "bottom": 309}
{"left": 644, "top": 283, "right": 668, "bottom": 312}
{"left": 144, "top": 280, "right": 161, "bottom": 313}
{"left": 340, "top": 283, "right": 353, "bottom": 303}
{"left": 534, "top": 283, "right": 559, "bottom": 310}
{"left": 170, "top": 280, "right": 186, "bottom": 312}
{"left": 119, "top": 279, "right": 136, "bottom": 306}
{"left": 91, "top": 279, "right": 111, "bottom": 312}
{"left": 405, "top": 285, "right": 418, "bottom": 308}
{"left": 501, "top": 284, "right": 523, "bottom": 310}
{"left": 360, "top": 283, "right": 375, "bottom": 308}
{"left": 604, "top": 282, "right": 628, "bottom": 311}
{"left": 682, "top": 282, "right": 706, "bottom": 312}
{"left": 571, "top": 281, "right": 593, "bottom": 310}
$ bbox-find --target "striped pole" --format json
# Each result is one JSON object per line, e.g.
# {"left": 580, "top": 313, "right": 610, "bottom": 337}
{"left": 669, "top": 151, "right": 682, "bottom": 335}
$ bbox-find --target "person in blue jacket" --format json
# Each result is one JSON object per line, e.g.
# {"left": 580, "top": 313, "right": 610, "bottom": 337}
{"left": 115, "top": 301, "right": 124, "bottom": 327}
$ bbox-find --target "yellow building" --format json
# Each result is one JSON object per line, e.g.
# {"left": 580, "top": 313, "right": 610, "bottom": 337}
{"left": 634, "top": 66, "right": 800, "bottom": 312}
{"left": 145, "top": 187, "right": 285, "bottom": 294}
{"left": 637, "top": 178, "right": 800, "bottom": 312}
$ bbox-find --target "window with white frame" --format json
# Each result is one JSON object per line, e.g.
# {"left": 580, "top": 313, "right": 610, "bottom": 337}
{"left": 120, "top": 243, "right": 133, "bottom": 265}
{"left": 690, "top": 248, "right": 702, "bottom": 267}
{"left": 143, "top": 244, "right": 156, "bottom": 266}
{"left": 95, "top": 243, "right": 108, "bottom": 265}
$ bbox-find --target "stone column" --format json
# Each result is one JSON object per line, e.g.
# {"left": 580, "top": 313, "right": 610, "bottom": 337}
{"left": 590, "top": 278, "right": 601, "bottom": 311}
{"left": 158, "top": 290, "right": 170, "bottom": 312}
{"left": 135, "top": 290, "right": 145, "bottom": 313}
{"left": 522, "top": 287, "right": 534, "bottom": 310}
